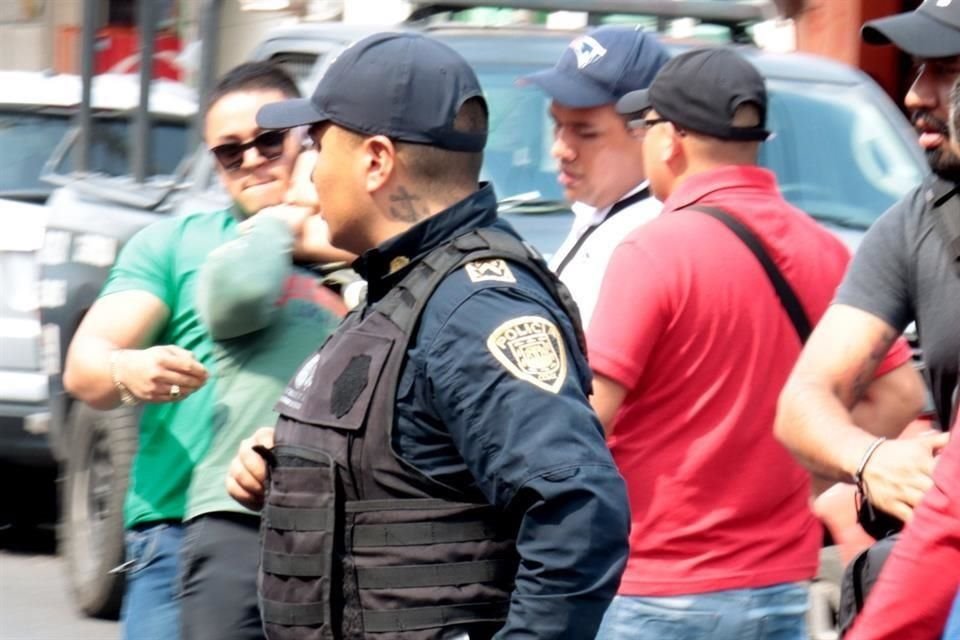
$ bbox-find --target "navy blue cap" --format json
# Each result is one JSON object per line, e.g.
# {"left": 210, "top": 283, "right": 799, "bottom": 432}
{"left": 258, "top": 32, "right": 487, "bottom": 152}
{"left": 862, "top": 0, "right": 960, "bottom": 58}
{"left": 616, "top": 48, "right": 771, "bottom": 142}
{"left": 521, "top": 25, "right": 669, "bottom": 108}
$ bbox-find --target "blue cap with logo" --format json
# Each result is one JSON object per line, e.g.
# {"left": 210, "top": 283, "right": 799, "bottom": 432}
{"left": 521, "top": 25, "right": 669, "bottom": 108}
{"left": 257, "top": 31, "right": 487, "bottom": 152}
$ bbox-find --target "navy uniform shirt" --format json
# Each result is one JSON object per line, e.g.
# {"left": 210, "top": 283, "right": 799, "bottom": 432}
{"left": 353, "top": 184, "right": 630, "bottom": 638}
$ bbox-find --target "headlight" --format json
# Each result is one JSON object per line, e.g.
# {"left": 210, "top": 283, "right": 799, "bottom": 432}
{"left": 0, "top": 250, "right": 40, "bottom": 314}
{"left": 0, "top": 250, "right": 43, "bottom": 372}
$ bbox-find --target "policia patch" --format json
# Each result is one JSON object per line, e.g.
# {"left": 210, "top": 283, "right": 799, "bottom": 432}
{"left": 465, "top": 259, "right": 516, "bottom": 284}
{"left": 487, "top": 315, "right": 567, "bottom": 393}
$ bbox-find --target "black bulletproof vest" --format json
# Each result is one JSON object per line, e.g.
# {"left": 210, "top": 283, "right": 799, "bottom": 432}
{"left": 258, "top": 227, "right": 586, "bottom": 640}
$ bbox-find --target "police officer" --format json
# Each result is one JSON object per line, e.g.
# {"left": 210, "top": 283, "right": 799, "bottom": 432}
{"left": 226, "top": 32, "right": 629, "bottom": 640}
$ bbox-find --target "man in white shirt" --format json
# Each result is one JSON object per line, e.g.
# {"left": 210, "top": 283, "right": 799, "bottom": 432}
{"left": 523, "top": 26, "right": 669, "bottom": 326}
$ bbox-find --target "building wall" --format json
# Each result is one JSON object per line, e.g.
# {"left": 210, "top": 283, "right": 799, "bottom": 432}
{"left": 0, "top": 0, "right": 54, "bottom": 70}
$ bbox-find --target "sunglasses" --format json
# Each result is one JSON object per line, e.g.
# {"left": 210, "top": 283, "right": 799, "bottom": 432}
{"left": 626, "top": 117, "right": 671, "bottom": 131}
{"left": 209, "top": 129, "right": 289, "bottom": 171}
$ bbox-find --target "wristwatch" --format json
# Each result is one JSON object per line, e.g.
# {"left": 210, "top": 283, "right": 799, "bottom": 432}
{"left": 110, "top": 350, "right": 139, "bottom": 407}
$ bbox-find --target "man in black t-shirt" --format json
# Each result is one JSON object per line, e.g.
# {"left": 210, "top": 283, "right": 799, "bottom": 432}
{"left": 775, "top": 0, "right": 958, "bottom": 525}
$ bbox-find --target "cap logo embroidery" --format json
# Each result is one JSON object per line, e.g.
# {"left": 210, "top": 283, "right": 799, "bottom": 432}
{"left": 487, "top": 315, "right": 567, "bottom": 393}
{"left": 466, "top": 259, "right": 516, "bottom": 284}
{"left": 570, "top": 36, "right": 608, "bottom": 70}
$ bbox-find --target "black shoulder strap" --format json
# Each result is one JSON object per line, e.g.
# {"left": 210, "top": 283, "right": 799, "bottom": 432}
{"left": 555, "top": 187, "right": 650, "bottom": 276}
{"left": 376, "top": 227, "right": 588, "bottom": 359}
{"left": 688, "top": 205, "right": 812, "bottom": 344}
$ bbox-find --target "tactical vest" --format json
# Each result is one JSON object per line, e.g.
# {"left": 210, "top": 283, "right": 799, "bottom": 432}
{"left": 258, "top": 227, "right": 586, "bottom": 640}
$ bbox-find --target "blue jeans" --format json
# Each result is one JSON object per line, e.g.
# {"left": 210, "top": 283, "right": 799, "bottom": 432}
{"left": 944, "top": 590, "right": 960, "bottom": 640}
{"left": 595, "top": 582, "right": 809, "bottom": 640}
{"left": 120, "top": 522, "right": 185, "bottom": 640}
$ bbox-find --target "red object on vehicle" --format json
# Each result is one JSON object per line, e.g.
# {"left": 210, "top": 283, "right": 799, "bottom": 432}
{"left": 94, "top": 27, "right": 182, "bottom": 81}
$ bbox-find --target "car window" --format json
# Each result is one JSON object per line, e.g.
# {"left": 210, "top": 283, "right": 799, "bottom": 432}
{"left": 3, "top": 109, "right": 189, "bottom": 189}
{"left": 79, "top": 117, "right": 189, "bottom": 178}
{"left": 761, "top": 79, "right": 924, "bottom": 229}
{"left": 0, "top": 110, "right": 72, "bottom": 194}
{"left": 475, "top": 64, "right": 564, "bottom": 203}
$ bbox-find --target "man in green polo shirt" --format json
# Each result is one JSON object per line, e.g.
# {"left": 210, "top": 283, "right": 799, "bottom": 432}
{"left": 64, "top": 62, "right": 345, "bottom": 640}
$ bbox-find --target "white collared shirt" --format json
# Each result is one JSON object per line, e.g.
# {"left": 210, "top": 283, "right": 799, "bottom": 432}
{"left": 549, "top": 182, "right": 661, "bottom": 328}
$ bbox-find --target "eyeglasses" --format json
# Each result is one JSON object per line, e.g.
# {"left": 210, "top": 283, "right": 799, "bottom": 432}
{"left": 627, "top": 117, "right": 671, "bottom": 132}
{"left": 209, "top": 129, "right": 289, "bottom": 171}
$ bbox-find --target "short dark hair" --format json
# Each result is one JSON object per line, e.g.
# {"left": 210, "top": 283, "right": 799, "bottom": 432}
{"left": 395, "top": 97, "right": 488, "bottom": 193}
{"left": 205, "top": 61, "right": 300, "bottom": 119}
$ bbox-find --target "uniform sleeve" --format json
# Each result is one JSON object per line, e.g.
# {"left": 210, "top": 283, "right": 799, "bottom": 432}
{"left": 587, "top": 236, "right": 672, "bottom": 389}
{"left": 846, "top": 432, "right": 960, "bottom": 640}
{"left": 424, "top": 286, "right": 630, "bottom": 639}
{"left": 99, "top": 218, "right": 178, "bottom": 305}
{"left": 195, "top": 215, "right": 293, "bottom": 340}
{"left": 835, "top": 198, "right": 916, "bottom": 333}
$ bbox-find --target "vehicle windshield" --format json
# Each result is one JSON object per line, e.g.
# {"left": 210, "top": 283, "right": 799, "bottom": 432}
{"left": 475, "top": 65, "right": 564, "bottom": 204}
{"left": 0, "top": 109, "right": 189, "bottom": 197}
{"left": 760, "top": 79, "right": 924, "bottom": 229}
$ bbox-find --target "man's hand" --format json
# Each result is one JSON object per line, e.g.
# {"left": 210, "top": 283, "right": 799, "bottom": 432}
{"left": 115, "top": 345, "right": 207, "bottom": 403}
{"left": 859, "top": 430, "right": 950, "bottom": 523}
{"left": 226, "top": 427, "right": 275, "bottom": 511}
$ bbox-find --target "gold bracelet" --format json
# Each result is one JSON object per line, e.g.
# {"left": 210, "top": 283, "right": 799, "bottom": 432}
{"left": 109, "top": 350, "right": 139, "bottom": 407}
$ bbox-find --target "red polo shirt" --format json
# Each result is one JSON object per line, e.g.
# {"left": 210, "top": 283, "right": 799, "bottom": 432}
{"left": 589, "top": 165, "right": 901, "bottom": 596}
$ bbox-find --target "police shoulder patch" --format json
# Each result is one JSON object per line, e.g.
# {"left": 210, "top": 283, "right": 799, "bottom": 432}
{"left": 465, "top": 259, "right": 516, "bottom": 284}
{"left": 486, "top": 315, "right": 567, "bottom": 393}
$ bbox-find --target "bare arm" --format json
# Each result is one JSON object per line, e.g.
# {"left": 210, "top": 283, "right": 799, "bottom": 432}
{"left": 591, "top": 374, "right": 628, "bottom": 437}
{"left": 64, "top": 291, "right": 207, "bottom": 409}
{"left": 850, "top": 360, "right": 928, "bottom": 438}
{"left": 775, "top": 304, "right": 945, "bottom": 522}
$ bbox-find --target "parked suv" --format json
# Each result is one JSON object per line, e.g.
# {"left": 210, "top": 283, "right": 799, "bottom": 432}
{"left": 34, "top": 2, "right": 928, "bottom": 627}
{"left": 0, "top": 72, "right": 194, "bottom": 473}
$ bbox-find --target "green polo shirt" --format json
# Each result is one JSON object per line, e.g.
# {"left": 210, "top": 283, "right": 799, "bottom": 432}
{"left": 101, "top": 208, "right": 240, "bottom": 529}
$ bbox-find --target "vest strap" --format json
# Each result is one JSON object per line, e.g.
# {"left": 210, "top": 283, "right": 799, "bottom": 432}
{"left": 260, "top": 597, "right": 326, "bottom": 626}
{"left": 262, "top": 550, "right": 330, "bottom": 577}
{"left": 362, "top": 600, "right": 510, "bottom": 633}
{"left": 352, "top": 520, "right": 500, "bottom": 547}
{"left": 344, "top": 498, "right": 489, "bottom": 512}
{"left": 356, "top": 559, "right": 513, "bottom": 589}
{"left": 264, "top": 504, "right": 330, "bottom": 532}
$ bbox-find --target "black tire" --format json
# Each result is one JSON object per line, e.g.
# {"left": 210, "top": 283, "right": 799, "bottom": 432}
{"left": 59, "top": 403, "right": 138, "bottom": 620}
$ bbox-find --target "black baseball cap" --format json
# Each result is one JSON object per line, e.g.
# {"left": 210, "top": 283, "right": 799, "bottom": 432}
{"left": 615, "top": 48, "right": 771, "bottom": 142}
{"left": 521, "top": 25, "right": 669, "bottom": 108}
{"left": 257, "top": 32, "right": 487, "bottom": 152}
{"left": 862, "top": 0, "right": 960, "bottom": 59}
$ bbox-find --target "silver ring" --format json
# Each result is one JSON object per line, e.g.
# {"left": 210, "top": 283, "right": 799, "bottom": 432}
{"left": 170, "top": 384, "right": 181, "bottom": 399}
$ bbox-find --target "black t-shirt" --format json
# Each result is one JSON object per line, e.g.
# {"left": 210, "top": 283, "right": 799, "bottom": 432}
{"left": 836, "top": 175, "right": 960, "bottom": 427}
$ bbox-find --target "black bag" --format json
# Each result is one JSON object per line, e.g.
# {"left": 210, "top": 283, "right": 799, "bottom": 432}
{"left": 837, "top": 534, "right": 900, "bottom": 636}
{"left": 856, "top": 488, "right": 904, "bottom": 540}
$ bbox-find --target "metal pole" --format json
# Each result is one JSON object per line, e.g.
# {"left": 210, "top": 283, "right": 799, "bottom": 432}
{"left": 193, "top": 0, "right": 225, "bottom": 149}
{"left": 132, "top": 0, "right": 156, "bottom": 184}
{"left": 76, "top": 0, "right": 99, "bottom": 173}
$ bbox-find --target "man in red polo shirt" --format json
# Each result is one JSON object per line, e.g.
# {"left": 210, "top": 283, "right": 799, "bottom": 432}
{"left": 588, "top": 48, "right": 918, "bottom": 639}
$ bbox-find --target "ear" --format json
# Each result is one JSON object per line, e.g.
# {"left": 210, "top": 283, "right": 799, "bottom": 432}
{"left": 661, "top": 124, "right": 683, "bottom": 164}
{"left": 362, "top": 135, "right": 397, "bottom": 194}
